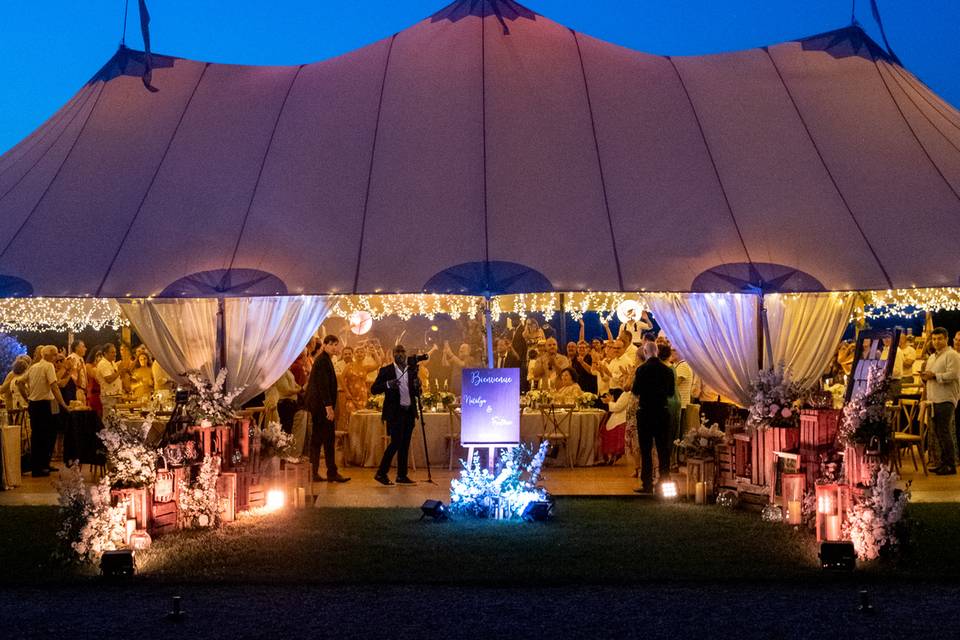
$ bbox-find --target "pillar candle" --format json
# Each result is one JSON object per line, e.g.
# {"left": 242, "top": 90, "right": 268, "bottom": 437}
{"left": 295, "top": 487, "right": 306, "bottom": 508}
{"left": 787, "top": 501, "right": 802, "bottom": 525}
{"left": 125, "top": 518, "right": 136, "bottom": 545}
{"left": 826, "top": 515, "right": 842, "bottom": 540}
{"left": 695, "top": 482, "right": 705, "bottom": 505}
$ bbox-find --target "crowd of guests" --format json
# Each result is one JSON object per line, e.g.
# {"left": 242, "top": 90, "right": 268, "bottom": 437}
{"left": 0, "top": 340, "right": 172, "bottom": 478}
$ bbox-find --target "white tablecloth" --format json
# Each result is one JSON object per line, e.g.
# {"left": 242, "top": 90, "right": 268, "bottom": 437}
{"left": 2, "top": 424, "right": 21, "bottom": 489}
{"left": 346, "top": 409, "right": 603, "bottom": 468}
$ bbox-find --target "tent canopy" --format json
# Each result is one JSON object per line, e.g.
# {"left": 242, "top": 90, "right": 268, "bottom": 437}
{"left": 2, "top": 0, "right": 959, "bottom": 298}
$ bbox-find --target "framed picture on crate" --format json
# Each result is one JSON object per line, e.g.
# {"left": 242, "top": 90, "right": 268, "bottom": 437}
{"left": 770, "top": 451, "right": 800, "bottom": 502}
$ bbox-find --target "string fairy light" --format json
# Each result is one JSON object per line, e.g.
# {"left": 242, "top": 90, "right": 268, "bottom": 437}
{"left": 0, "top": 297, "right": 127, "bottom": 333}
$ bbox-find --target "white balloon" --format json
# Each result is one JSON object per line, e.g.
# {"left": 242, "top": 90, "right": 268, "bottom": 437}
{"left": 616, "top": 300, "right": 643, "bottom": 324}
{"left": 349, "top": 310, "right": 373, "bottom": 335}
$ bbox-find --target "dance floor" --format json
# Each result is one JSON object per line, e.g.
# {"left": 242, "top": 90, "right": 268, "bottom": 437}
{"left": 1, "top": 459, "right": 956, "bottom": 508}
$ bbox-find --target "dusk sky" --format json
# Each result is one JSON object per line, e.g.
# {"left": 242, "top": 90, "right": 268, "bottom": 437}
{"left": 2, "top": 0, "right": 959, "bottom": 154}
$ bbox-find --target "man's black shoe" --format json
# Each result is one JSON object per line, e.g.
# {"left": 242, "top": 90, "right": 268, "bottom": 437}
{"left": 933, "top": 465, "right": 957, "bottom": 475}
{"left": 328, "top": 474, "right": 351, "bottom": 483}
{"left": 633, "top": 486, "right": 653, "bottom": 494}
{"left": 46, "top": 466, "right": 59, "bottom": 473}
{"left": 312, "top": 475, "right": 325, "bottom": 482}
{"left": 395, "top": 477, "right": 416, "bottom": 485}
{"left": 374, "top": 473, "right": 394, "bottom": 486}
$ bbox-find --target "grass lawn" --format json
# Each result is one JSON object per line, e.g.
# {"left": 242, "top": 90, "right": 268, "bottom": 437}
{"left": 2, "top": 498, "right": 959, "bottom": 586}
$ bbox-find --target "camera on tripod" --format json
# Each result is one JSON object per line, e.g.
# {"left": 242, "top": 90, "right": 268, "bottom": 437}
{"left": 407, "top": 353, "right": 429, "bottom": 366}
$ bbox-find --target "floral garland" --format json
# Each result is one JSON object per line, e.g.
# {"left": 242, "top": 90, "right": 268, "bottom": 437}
{"left": 838, "top": 364, "right": 890, "bottom": 448}
{"left": 98, "top": 414, "right": 159, "bottom": 488}
{"left": 449, "top": 442, "right": 549, "bottom": 519}
{"left": 178, "top": 455, "right": 222, "bottom": 528}
{"left": 846, "top": 465, "right": 910, "bottom": 561}
{"left": 674, "top": 415, "right": 725, "bottom": 459}
{"left": 55, "top": 466, "right": 127, "bottom": 565}
{"left": 184, "top": 368, "right": 243, "bottom": 425}
{"left": 747, "top": 367, "right": 802, "bottom": 430}
{"left": 260, "top": 421, "right": 296, "bottom": 459}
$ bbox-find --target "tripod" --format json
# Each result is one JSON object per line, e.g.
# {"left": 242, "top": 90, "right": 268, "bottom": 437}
{"left": 414, "top": 391, "right": 436, "bottom": 485}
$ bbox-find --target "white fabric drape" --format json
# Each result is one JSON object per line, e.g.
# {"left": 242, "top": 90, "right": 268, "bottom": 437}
{"left": 225, "top": 296, "right": 333, "bottom": 405}
{"left": 119, "top": 296, "right": 331, "bottom": 404}
{"left": 764, "top": 292, "right": 856, "bottom": 391}
{"left": 118, "top": 298, "right": 218, "bottom": 385}
{"left": 645, "top": 293, "right": 759, "bottom": 407}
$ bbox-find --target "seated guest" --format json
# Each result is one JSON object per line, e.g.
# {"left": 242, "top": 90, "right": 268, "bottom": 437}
{"left": 493, "top": 337, "right": 521, "bottom": 369}
{"left": 552, "top": 367, "right": 582, "bottom": 403}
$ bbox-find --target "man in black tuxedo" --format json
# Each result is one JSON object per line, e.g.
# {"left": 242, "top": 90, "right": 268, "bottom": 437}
{"left": 371, "top": 344, "right": 421, "bottom": 486}
{"left": 304, "top": 335, "right": 349, "bottom": 483}
{"left": 493, "top": 337, "right": 521, "bottom": 369}
{"left": 631, "top": 341, "right": 675, "bottom": 493}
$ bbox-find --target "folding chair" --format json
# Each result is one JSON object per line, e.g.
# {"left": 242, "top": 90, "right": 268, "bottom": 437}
{"left": 538, "top": 403, "right": 576, "bottom": 468}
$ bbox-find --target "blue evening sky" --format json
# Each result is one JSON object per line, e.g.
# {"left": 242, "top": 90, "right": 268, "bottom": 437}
{"left": 1, "top": 0, "right": 958, "bottom": 154}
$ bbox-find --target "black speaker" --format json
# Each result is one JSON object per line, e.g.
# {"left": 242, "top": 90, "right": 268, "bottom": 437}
{"left": 420, "top": 499, "right": 447, "bottom": 521}
{"left": 521, "top": 500, "right": 553, "bottom": 522}
{"left": 819, "top": 542, "right": 856, "bottom": 571}
{"left": 100, "top": 549, "right": 135, "bottom": 577}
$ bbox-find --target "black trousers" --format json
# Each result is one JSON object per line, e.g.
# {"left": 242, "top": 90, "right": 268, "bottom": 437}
{"left": 932, "top": 401, "right": 956, "bottom": 468}
{"left": 377, "top": 406, "right": 416, "bottom": 478}
{"left": 27, "top": 400, "right": 54, "bottom": 474}
{"left": 638, "top": 407, "right": 671, "bottom": 490}
{"left": 309, "top": 410, "right": 338, "bottom": 478}
{"left": 277, "top": 399, "right": 298, "bottom": 434}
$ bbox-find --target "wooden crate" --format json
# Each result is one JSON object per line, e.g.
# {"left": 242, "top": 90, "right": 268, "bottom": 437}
{"left": 750, "top": 427, "right": 800, "bottom": 488}
{"left": 281, "top": 460, "right": 313, "bottom": 500}
{"left": 111, "top": 487, "right": 151, "bottom": 530}
{"left": 186, "top": 425, "right": 235, "bottom": 462}
{"left": 217, "top": 472, "right": 237, "bottom": 522}
{"left": 233, "top": 464, "right": 260, "bottom": 512}
{"left": 150, "top": 500, "right": 178, "bottom": 537}
{"left": 800, "top": 409, "right": 840, "bottom": 449}
{"left": 716, "top": 443, "right": 737, "bottom": 489}
{"left": 247, "top": 483, "right": 266, "bottom": 510}
{"left": 815, "top": 483, "right": 852, "bottom": 542}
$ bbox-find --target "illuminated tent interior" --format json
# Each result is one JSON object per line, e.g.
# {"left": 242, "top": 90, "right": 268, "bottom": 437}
{"left": 1, "top": 0, "right": 959, "bottom": 403}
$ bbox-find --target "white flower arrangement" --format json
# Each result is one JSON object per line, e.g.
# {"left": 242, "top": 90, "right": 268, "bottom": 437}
{"left": 184, "top": 368, "right": 244, "bottom": 425}
{"left": 366, "top": 394, "right": 384, "bottom": 410}
{"left": 177, "top": 454, "right": 222, "bottom": 529}
{"left": 747, "top": 366, "right": 802, "bottom": 430}
{"left": 846, "top": 465, "right": 910, "bottom": 561}
{"left": 523, "top": 389, "right": 550, "bottom": 408}
{"left": 449, "top": 442, "right": 549, "bottom": 519}
{"left": 575, "top": 392, "right": 598, "bottom": 409}
{"left": 259, "top": 421, "right": 296, "bottom": 459}
{"left": 838, "top": 364, "right": 890, "bottom": 448}
{"left": 55, "top": 466, "right": 127, "bottom": 565}
{"left": 98, "top": 414, "right": 159, "bottom": 488}
{"left": 674, "top": 415, "right": 725, "bottom": 459}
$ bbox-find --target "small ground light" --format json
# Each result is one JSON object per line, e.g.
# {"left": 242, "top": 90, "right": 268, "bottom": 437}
{"left": 167, "top": 596, "right": 185, "bottom": 621}
{"left": 659, "top": 481, "right": 678, "bottom": 499}
{"left": 266, "top": 489, "right": 285, "bottom": 511}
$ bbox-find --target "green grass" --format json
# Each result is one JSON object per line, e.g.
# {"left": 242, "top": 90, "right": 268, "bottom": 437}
{"left": 3, "top": 499, "right": 959, "bottom": 586}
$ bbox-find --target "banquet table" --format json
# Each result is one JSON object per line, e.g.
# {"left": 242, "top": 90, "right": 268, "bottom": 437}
{"left": 62, "top": 410, "right": 105, "bottom": 466}
{"left": 346, "top": 408, "right": 604, "bottom": 468}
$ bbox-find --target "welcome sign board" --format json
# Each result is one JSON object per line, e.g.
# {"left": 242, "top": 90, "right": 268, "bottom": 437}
{"left": 460, "top": 368, "right": 520, "bottom": 445}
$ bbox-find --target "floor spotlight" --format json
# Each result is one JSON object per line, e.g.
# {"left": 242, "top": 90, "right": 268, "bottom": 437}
{"left": 420, "top": 499, "right": 448, "bottom": 521}
{"left": 659, "top": 481, "right": 678, "bottom": 500}
{"left": 266, "top": 489, "right": 285, "bottom": 511}
{"left": 521, "top": 500, "right": 553, "bottom": 522}
{"left": 100, "top": 549, "right": 135, "bottom": 578}
{"left": 819, "top": 541, "right": 856, "bottom": 571}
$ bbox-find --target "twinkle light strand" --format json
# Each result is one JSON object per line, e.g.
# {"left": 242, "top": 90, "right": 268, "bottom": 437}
{"left": 327, "top": 294, "right": 484, "bottom": 322}
{"left": 0, "top": 297, "right": 127, "bottom": 333}
{"left": 860, "top": 288, "right": 960, "bottom": 320}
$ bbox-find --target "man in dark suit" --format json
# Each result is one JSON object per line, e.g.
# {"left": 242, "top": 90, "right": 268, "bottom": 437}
{"left": 493, "top": 337, "right": 521, "bottom": 369}
{"left": 631, "top": 342, "right": 676, "bottom": 493}
{"left": 371, "top": 344, "right": 421, "bottom": 486}
{"left": 304, "top": 335, "right": 349, "bottom": 483}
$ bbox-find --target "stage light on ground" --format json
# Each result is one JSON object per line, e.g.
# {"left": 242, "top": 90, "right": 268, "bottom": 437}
{"left": 266, "top": 489, "right": 285, "bottom": 511}
{"left": 420, "top": 499, "right": 447, "bottom": 521}
{"left": 100, "top": 549, "right": 135, "bottom": 578}
{"left": 521, "top": 500, "right": 553, "bottom": 522}
{"left": 819, "top": 541, "right": 855, "bottom": 571}
{"left": 660, "top": 481, "right": 678, "bottom": 499}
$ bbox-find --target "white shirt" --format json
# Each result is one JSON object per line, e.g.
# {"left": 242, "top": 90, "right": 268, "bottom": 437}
{"left": 394, "top": 364, "right": 411, "bottom": 407}
{"left": 674, "top": 360, "right": 693, "bottom": 407}
{"left": 97, "top": 358, "right": 123, "bottom": 397}
{"left": 924, "top": 347, "right": 960, "bottom": 405}
{"left": 67, "top": 353, "right": 87, "bottom": 389}
{"left": 609, "top": 353, "right": 636, "bottom": 390}
{"left": 623, "top": 319, "right": 652, "bottom": 345}
{"left": 24, "top": 360, "right": 57, "bottom": 401}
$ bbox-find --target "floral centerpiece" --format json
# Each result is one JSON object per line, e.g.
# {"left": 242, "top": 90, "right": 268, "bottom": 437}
{"left": 178, "top": 454, "right": 222, "bottom": 528}
{"left": 449, "top": 442, "right": 550, "bottom": 519}
{"left": 838, "top": 364, "right": 890, "bottom": 448}
{"left": 674, "top": 416, "right": 725, "bottom": 459}
{"left": 184, "top": 368, "right": 243, "bottom": 426}
{"left": 747, "top": 366, "right": 803, "bottom": 430}
{"left": 260, "top": 421, "right": 295, "bottom": 460}
{"left": 55, "top": 467, "right": 127, "bottom": 564}
{"left": 523, "top": 389, "right": 550, "bottom": 409}
{"left": 846, "top": 465, "right": 911, "bottom": 561}
{"left": 366, "top": 394, "right": 384, "bottom": 410}
{"left": 98, "top": 414, "right": 159, "bottom": 488}
{"left": 575, "top": 392, "right": 598, "bottom": 410}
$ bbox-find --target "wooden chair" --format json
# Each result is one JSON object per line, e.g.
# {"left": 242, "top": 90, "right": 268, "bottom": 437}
{"left": 538, "top": 404, "right": 576, "bottom": 469}
{"left": 444, "top": 406, "right": 462, "bottom": 470}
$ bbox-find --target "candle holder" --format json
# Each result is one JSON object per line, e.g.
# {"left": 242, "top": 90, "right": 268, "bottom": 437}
{"left": 815, "top": 483, "right": 851, "bottom": 542}
{"left": 781, "top": 473, "right": 805, "bottom": 525}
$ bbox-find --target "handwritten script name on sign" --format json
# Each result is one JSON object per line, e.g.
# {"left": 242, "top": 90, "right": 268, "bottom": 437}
{"left": 460, "top": 368, "right": 520, "bottom": 446}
